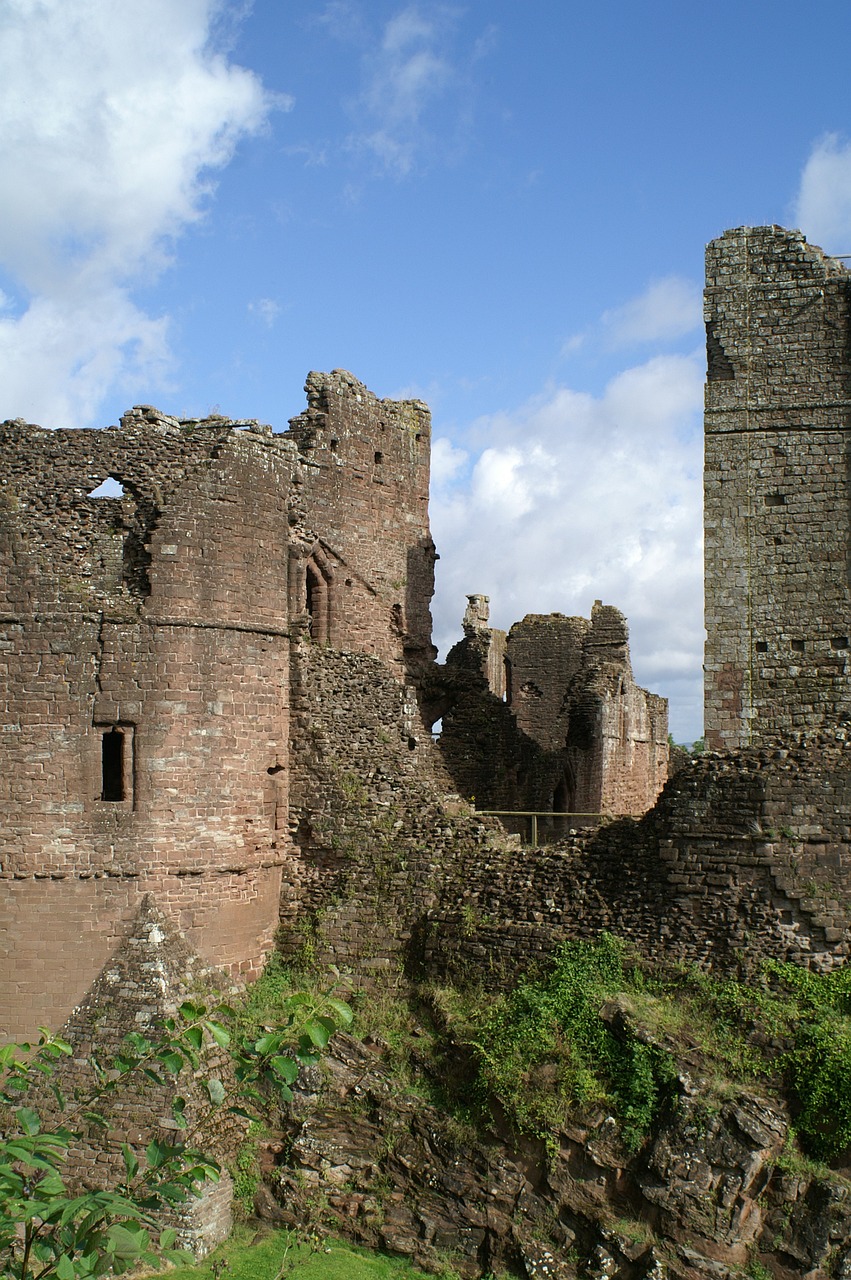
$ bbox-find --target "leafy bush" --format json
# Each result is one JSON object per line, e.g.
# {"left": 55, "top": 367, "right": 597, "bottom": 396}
{"left": 763, "top": 959, "right": 851, "bottom": 1160}
{"left": 0, "top": 981, "right": 352, "bottom": 1280}
{"left": 462, "top": 935, "right": 676, "bottom": 1149}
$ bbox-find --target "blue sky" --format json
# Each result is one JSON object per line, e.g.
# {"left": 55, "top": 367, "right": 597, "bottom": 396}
{"left": 3, "top": 1, "right": 851, "bottom": 741}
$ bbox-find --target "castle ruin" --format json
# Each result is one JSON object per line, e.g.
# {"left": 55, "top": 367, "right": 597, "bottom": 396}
{"left": 432, "top": 594, "right": 668, "bottom": 828}
{"left": 4, "top": 225, "right": 851, "bottom": 1046}
{"left": 0, "top": 370, "right": 665, "bottom": 1041}
{"left": 3, "top": 231, "right": 851, "bottom": 1271}
{"left": 704, "top": 226, "right": 851, "bottom": 749}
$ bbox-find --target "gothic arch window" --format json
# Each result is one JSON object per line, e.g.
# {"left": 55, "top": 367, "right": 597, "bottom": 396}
{"left": 290, "top": 544, "right": 338, "bottom": 645}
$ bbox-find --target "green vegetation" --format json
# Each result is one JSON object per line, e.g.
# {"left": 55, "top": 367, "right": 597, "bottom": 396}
{"left": 417, "top": 938, "right": 851, "bottom": 1163}
{"left": 9, "top": 939, "right": 849, "bottom": 1280}
{"left": 0, "top": 984, "right": 352, "bottom": 1280}
{"left": 156, "top": 1227, "right": 447, "bottom": 1280}
{"left": 431, "top": 934, "right": 678, "bottom": 1151}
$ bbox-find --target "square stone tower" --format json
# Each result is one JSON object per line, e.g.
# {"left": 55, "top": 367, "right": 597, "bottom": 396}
{"left": 704, "top": 226, "right": 851, "bottom": 749}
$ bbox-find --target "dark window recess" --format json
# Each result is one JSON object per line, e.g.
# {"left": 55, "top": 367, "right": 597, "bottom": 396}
{"left": 831, "top": 637, "right": 849, "bottom": 650}
{"left": 764, "top": 493, "right": 786, "bottom": 507}
{"left": 101, "top": 729, "right": 125, "bottom": 801}
{"left": 329, "top": 438, "right": 338, "bottom": 452}
{"left": 374, "top": 451, "right": 383, "bottom": 465}
{"left": 755, "top": 641, "right": 768, "bottom": 653}
{"left": 791, "top": 639, "right": 805, "bottom": 653}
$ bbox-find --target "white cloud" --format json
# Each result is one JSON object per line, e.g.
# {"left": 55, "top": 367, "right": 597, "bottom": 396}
{"left": 794, "top": 133, "right": 851, "bottom": 253}
{"left": 248, "top": 298, "right": 282, "bottom": 327}
{"left": 347, "top": 5, "right": 459, "bottom": 176}
{"left": 430, "top": 353, "right": 705, "bottom": 741}
{"left": 0, "top": 0, "right": 279, "bottom": 426}
{"left": 0, "top": 291, "right": 170, "bottom": 428}
{"left": 430, "top": 436, "right": 468, "bottom": 487}
{"left": 601, "top": 276, "right": 702, "bottom": 348}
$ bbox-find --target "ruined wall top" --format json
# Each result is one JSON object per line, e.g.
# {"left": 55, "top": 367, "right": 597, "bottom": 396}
{"left": 704, "top": 225, "right": 851, "bottom": 414}
{"left": 0, "top": 406, "right": 299, "bottom": 611}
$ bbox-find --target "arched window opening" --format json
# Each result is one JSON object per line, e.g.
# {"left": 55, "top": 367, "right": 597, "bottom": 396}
{"left": 552, "top": 769, "right": 575, "bottom": 835}
{"left": 303, "top": 547, "right": 337, "bottom": 645}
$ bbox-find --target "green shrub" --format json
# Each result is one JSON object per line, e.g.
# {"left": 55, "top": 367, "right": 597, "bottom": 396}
{"left": 463, "top": 935, "right": 676, "bottom": 1149}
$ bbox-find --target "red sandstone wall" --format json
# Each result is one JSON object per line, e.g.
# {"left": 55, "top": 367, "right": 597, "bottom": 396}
{"left": 286, "top": 370, "right": 435, "bottom": 672}
{"left": 0, "top": 418, "right": 295, "bottom": 1038}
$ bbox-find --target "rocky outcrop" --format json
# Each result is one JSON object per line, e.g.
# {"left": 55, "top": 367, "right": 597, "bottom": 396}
{"left": 255, "top": 1031, "right": 851, "bottom": 1280}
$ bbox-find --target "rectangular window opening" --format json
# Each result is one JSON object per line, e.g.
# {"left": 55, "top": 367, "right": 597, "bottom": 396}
{"left": 791, "top": 639, "right": 805, "bottom": 653}
{"left": 97, "top": 724, "right": 134, "bottom": 804}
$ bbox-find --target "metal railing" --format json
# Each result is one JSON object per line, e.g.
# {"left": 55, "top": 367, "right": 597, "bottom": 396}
{"left": 475, "top": 809, "right": 620, "bottom": 847}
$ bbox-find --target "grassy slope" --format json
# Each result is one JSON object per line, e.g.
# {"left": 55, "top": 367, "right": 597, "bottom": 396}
{"left": 163, "top": 1227, "right": 451, "bottom": 1280}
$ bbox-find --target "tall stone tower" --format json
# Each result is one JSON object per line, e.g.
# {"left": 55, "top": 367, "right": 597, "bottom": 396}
{"left": 704, "top": 226, "right": 851, "bottom": 749}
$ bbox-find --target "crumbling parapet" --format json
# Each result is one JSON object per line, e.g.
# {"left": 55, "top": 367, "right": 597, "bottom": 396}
{"left": 704, "top": 226, "right": 851, "bottom": 750}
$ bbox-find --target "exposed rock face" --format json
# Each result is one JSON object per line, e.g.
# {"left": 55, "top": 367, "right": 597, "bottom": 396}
{"left": 257, "top": 1031, "right": 850, "bottom": 1280}
{"left": 637, "top": 1093, "right": 786, "bottom": 1261}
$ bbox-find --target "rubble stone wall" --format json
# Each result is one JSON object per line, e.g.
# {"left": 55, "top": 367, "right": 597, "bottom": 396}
{"left": 704, "top": 226, "right": 851, "bottom": 749}
{"left": 281, "top": 641, "right": 506, "bottom": 982}
{"left": 425, "top": 733, "right": 851, "bottom": 984}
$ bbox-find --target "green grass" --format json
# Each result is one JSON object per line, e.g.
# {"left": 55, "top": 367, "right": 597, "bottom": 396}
{"left": 161, "top": 1227, "right": 442, "bottom": 1280}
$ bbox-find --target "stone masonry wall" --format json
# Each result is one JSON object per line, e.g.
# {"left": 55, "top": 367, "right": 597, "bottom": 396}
{"left": 0, "top": 372, "right": 439, "bottom": 1040}
{"left": 424, "top": 730, "right": 851, "bottom": 984}
{"left": 286, "top": 371, "right": 435, "bottom": 674}
{"left": 0, "top": 410, "right": 297, "bottom": 1038}
{"left": 281, "top": 639, "right": 512, "bottom": 982}
{"left": 435, "top": 600, "right": 667, "bottom": 829}
{"left": 704, "top": 226, "right": 851, "bottom": 749}
{"left": 277, "top": 639, "right": 851, "bottom": 994}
